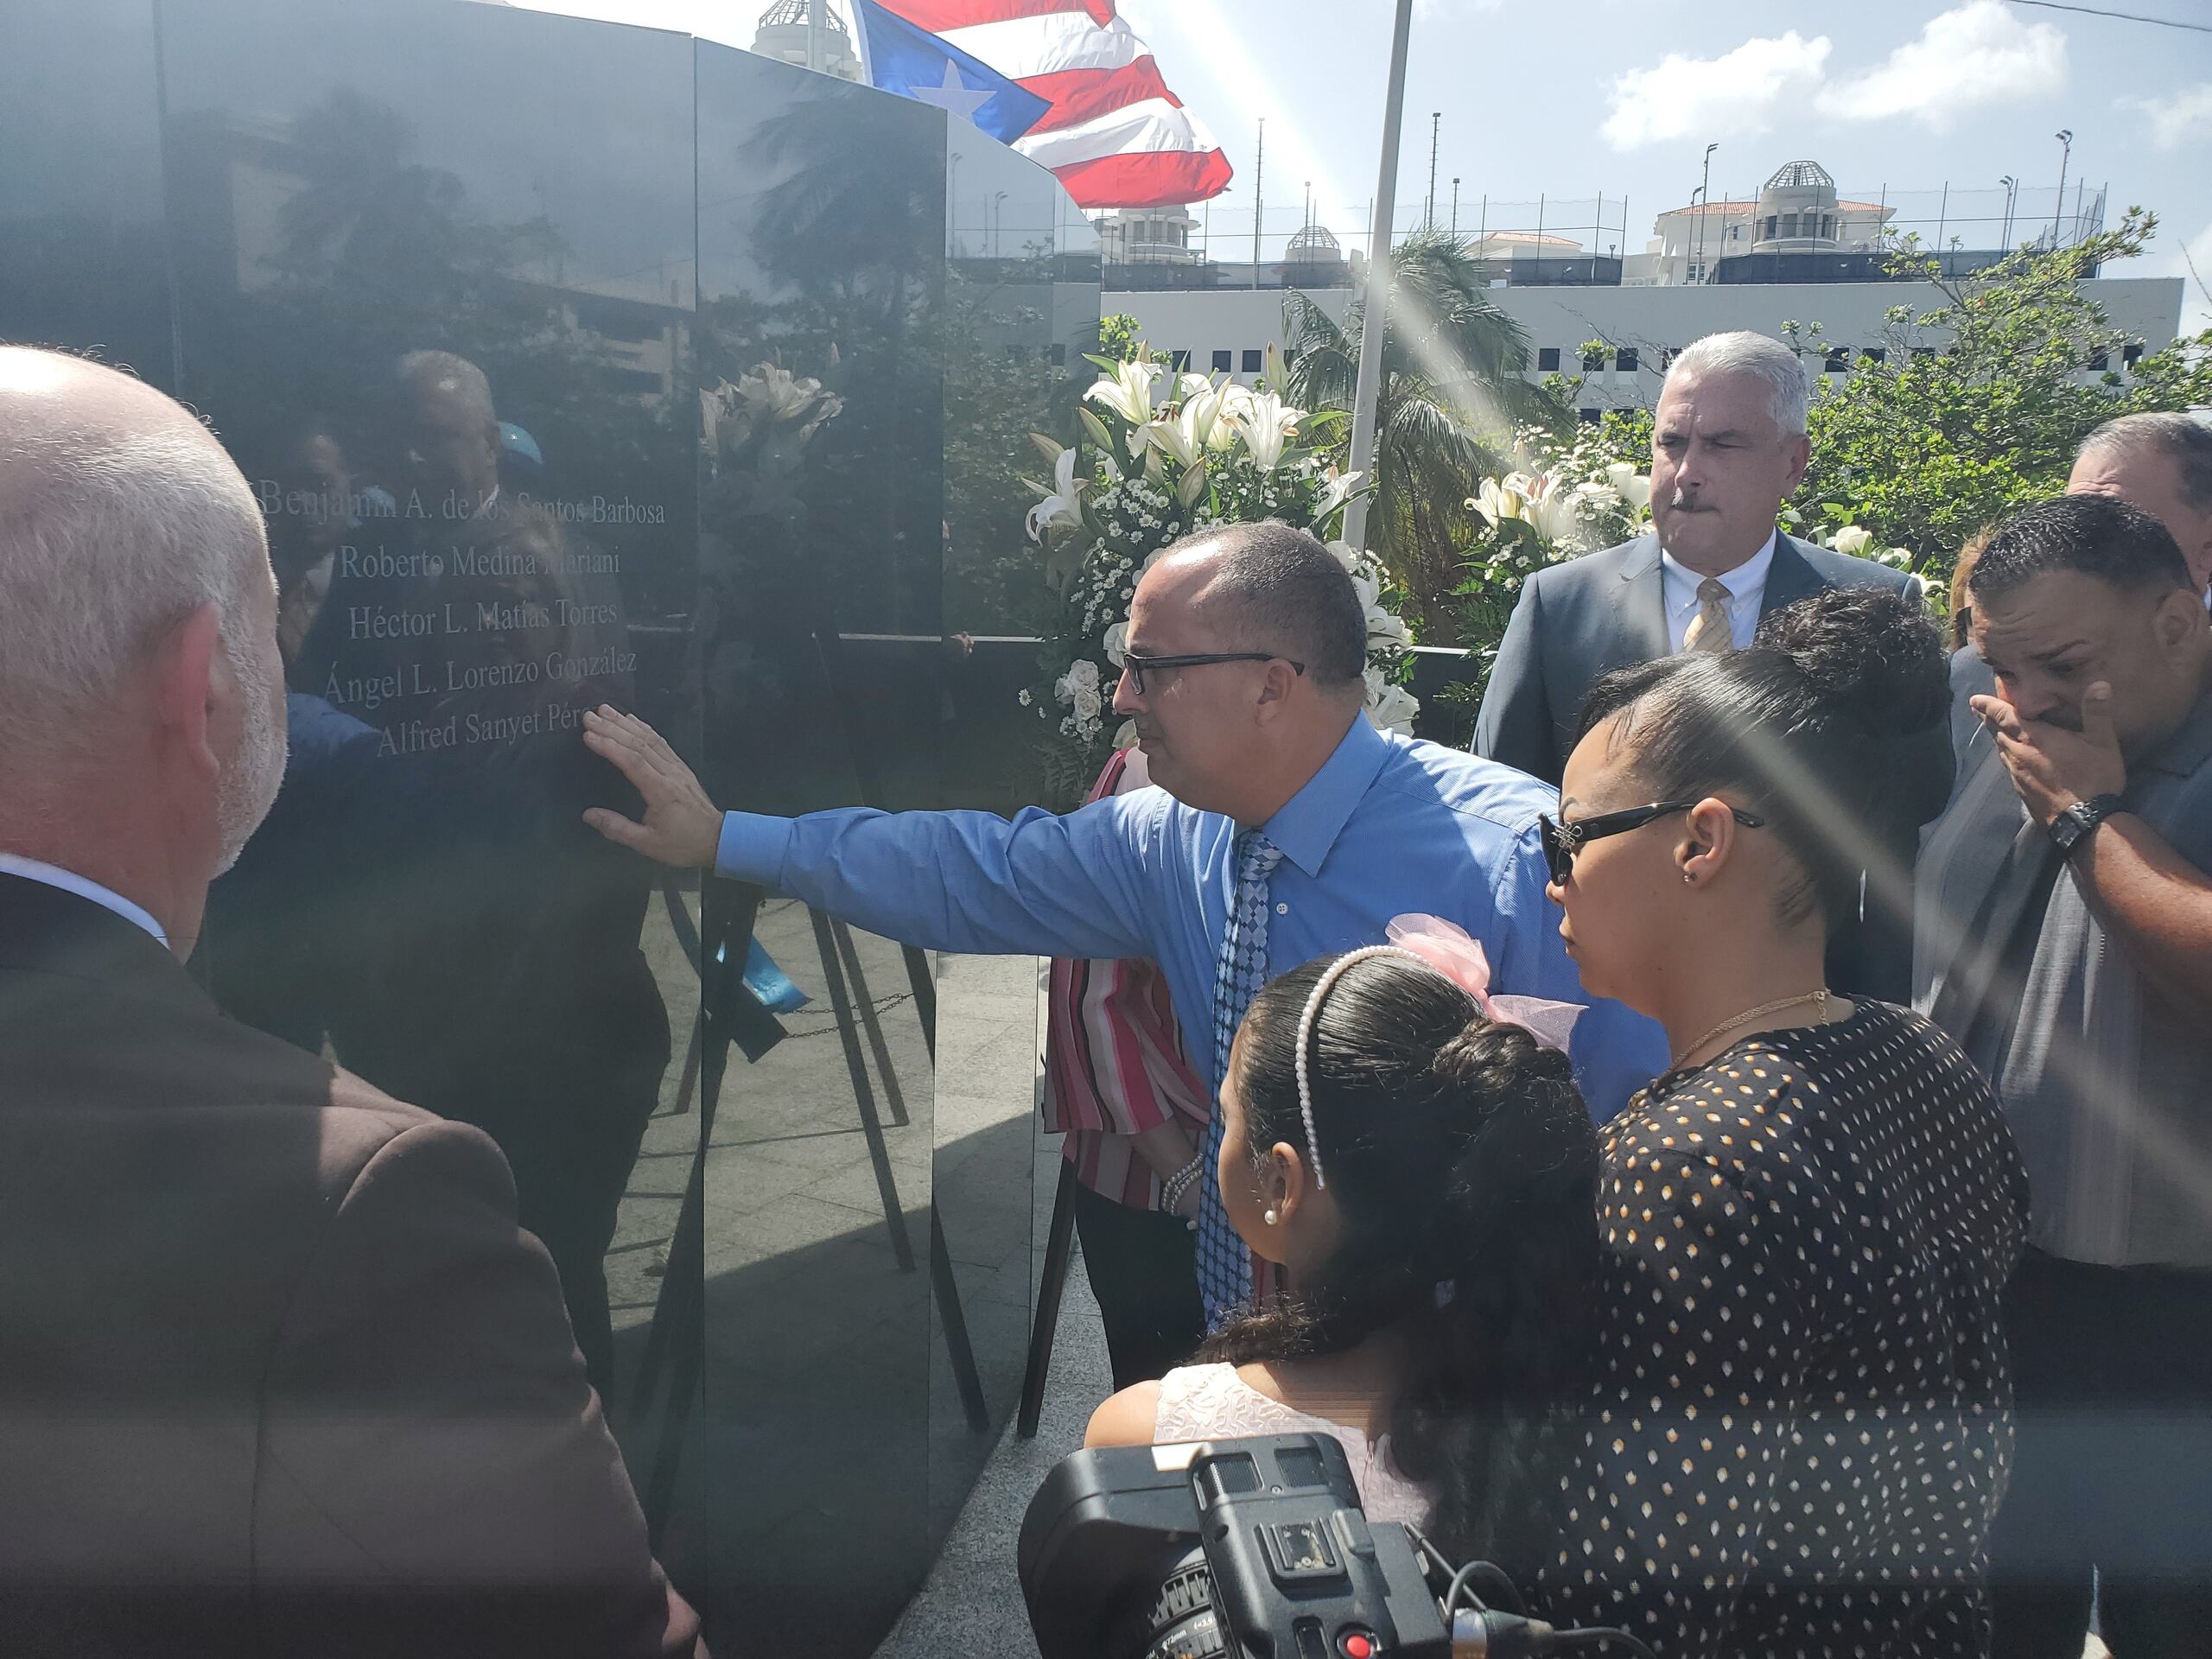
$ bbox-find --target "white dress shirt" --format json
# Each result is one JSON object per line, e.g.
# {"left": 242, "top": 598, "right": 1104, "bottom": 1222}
{"left": 0, "top": 854, "right": 169, "bottom": 948}
{"left": 1661, "top": 531, "right": 1777, "bottom": 652}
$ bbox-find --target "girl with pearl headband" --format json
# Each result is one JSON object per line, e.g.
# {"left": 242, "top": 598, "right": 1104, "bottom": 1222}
{"left": 1086, "top": 915, "right": 1601, "bottom": 1571}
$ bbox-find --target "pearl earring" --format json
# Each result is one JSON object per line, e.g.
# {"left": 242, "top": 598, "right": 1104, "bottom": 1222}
{"left": 1262, "top": 1207, "right": 1280, "bottom": 1227}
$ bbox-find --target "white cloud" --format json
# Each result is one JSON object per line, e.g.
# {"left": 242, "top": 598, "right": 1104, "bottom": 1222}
{"left": 1601, "top": 31, "right": 1832, "bottom": 151}
{"left": 2126, "top": 83, "right": 2212, "bottom": 152}
{"left": 1816, "top": 0, "right": 2066, "bottom": 130}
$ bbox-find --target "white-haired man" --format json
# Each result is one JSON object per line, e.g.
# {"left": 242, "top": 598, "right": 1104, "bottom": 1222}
{"left": 1475, "top": 328, "right": 1951, "bottom": 998}
{"left": 0, "top": 347, "right": 701, "bottom": 1658}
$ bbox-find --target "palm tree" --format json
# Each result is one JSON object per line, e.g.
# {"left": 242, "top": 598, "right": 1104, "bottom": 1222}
{"left": 1286, "top": 227, "right": 1561, "bottom": 632}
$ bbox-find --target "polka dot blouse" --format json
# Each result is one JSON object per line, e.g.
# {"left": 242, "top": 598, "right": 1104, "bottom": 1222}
{"left": 1533, "top": 1001, "right": 2030, "bottom": 1658}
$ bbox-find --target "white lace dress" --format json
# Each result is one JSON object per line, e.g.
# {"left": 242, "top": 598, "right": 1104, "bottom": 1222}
{"left": 1152, "top": 1363, "right": 1433, "bottom": 1530}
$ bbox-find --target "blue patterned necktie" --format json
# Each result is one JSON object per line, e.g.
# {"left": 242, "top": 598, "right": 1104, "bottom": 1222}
{"left": 1195, "top": 828, "right": 1284, "bottom": 1327}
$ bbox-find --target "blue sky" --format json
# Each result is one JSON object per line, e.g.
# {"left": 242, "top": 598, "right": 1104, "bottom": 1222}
{"left": 505, "top": 0, "right": 2212, "bottom": 328}
{"left": 1117, "top": 0, "right": 2210, "bottom": 325}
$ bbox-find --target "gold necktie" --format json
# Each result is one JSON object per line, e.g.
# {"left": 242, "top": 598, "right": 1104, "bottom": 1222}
{"left": 1682, "top": 576, "right": 1732, "bottom": 653}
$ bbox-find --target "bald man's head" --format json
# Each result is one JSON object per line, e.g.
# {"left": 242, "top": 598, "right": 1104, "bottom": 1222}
{"left": 0, "top": 346, "right": 284, "bottom": 870}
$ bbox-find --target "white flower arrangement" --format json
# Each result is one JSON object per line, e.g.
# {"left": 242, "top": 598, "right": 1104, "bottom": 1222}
{"left": 1458, "top": 428, "right": 1660, "bottom": 607}
{"left": 1024, "top": 346, "right": 1421, "bottom": 776}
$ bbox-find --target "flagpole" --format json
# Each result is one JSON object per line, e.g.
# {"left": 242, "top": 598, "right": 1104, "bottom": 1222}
{"left": 1341, "top": 0, "right": 1415, "bottom": 555}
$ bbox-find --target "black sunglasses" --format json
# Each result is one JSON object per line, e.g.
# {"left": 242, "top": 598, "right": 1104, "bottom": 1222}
{"left": 1539, "top": 799, "right": 1768, "bottom": 887}
{"left": 1118, "top": 652, "right": 1306, "bottom": 695}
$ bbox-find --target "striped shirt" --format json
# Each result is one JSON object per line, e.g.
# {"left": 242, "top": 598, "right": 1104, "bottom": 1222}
{"left": 1039, "top": 747, "right": 1209, "bottom": 1210}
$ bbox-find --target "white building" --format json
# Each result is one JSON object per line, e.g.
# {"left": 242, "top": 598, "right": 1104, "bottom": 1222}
{"left": 1093, "top": 206, "right": 1201, "bottom": 265}
{"left": 1107, "top": 155, "right": 2178, "bottom": 409}
{"left": 1112, "top": 276, "right": 2183, "bottom": 410}
{"left": 751, "top": 0, "right": 862, "bottom": 82}
{"left": 1627, "top": 160, "right": 1897, "bottom": 286}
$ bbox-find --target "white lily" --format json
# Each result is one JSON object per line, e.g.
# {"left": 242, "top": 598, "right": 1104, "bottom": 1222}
{"left": 1472, "top": 476, "right": 1527, "bottom": 528}
{"left": 1315, "top": 467, "right": 1364, "bottom": 521}
{"left": 1136, "top": 414, "right": 1200, "bottom": 470}
{"left": 1325, "top": 538, "right": 1363, "bottom": 574}
{"left": 1365, "top": 605, "right": 1411, "bottom": 652}
{"left": 1364, "top": 681, "right": 1421, "bottom": 735}
{"left": 1180, "top": 383, "right": 1229, "bottom": 453}
{"left": 1177, "top": 371, "right": 1217, "bottom": 404}
{"left": 1205, "top": 383, "right": 1252, "bottom": 450}
{"left": 1103, "top": 621, "right": 1128, "bottom": 667}
{"left": 1084, "top": 356, "right": 1162, "bottom": 427}
{"left": 1026, "top": 443, "right": 1085, "bottom": 543}
{"left": 1228, "top": 390, "right": 1305, "bottom": 471}
{"left": 1262, "top": 342, "right": 1289, "bottom": 393}
{"left": 1528, "top": 488, "right": 1585, "bottom": 546}
{"left": 1604, "top": 461, "right": 1654, "bottom": 512}
{"left": 1114, "top": 718, "right": 1140, "bottom": 750}
{"left": 1831, "top": 524, "right": 1874, "bottom": 556}
{"left": 1351, "top": 569, "right": 1382, "bottom": 612}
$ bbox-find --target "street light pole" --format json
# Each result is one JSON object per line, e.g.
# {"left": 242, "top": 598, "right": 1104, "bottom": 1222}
{"left": 1342, "top": 0, "right": 1416, "bottom": 555}
{"left": 1451, "top": 176, "right": 1460, "bottom": 237}
{"left": 1426, "top": 111, "right": 1440, "bottom": 228}
{"left": 1695, "top": 141, "right": 1717, "bottom": 280}
{"left": 2053, "top": 130, "right": 2074, "bottom": 248}
{"left": 1999, "top": 175, "right": 2018, "bottom": 248}
{"left": 1251, "top": 118, "right": 1265, "bottom": 289}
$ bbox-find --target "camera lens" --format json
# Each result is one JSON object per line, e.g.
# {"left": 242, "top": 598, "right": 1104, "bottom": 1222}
{"left": 1113, "top": 1545, "right": 1227, "bottom": 1659}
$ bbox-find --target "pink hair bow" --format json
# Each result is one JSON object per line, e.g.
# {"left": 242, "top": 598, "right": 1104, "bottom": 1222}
{"left": 1384, "top": 914, "right": 1585, "bottom": 1055}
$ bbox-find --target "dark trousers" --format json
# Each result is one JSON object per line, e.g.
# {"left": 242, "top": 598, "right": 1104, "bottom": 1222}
{"left": 1990, "top": 1249, "right": 2212, "bottom": 1659}
{"left": 1071, "top": 1178, "right": 1207, "bottom": 1392}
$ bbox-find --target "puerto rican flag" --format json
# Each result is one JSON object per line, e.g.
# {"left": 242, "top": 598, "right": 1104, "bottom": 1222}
{"left": 876, "top": 0, "right": 1231, "bottom": 209}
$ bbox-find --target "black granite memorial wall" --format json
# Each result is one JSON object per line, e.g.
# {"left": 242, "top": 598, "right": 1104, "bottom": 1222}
{"left": 0, "top": 3, "right": 1100, "bottom": 1650}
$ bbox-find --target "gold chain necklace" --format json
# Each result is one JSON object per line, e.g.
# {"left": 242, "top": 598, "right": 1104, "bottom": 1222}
{"left": 1670, "top": 989, "right": 1832, "bottom": 1072}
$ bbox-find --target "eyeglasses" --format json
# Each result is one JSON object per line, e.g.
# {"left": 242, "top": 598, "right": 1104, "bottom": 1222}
{"left": 1118, "top": 652, "right": 1306, "bottom": 696}
{"left": 1539, "top": 799, "right": 1767, "bottom": 887}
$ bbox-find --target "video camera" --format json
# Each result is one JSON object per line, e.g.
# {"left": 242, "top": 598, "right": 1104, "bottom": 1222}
{"left": 1018, "top": 1433, "right": 1654, "bottom": 1659}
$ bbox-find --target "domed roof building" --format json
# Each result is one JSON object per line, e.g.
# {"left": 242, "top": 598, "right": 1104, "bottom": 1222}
{"left": 753, "top": 0, "right": 862, "bottom": 82}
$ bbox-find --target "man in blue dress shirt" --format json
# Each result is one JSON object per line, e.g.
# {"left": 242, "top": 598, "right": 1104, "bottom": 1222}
{"left": 582, "top": 523, "right": 1666, "bottom": 1320}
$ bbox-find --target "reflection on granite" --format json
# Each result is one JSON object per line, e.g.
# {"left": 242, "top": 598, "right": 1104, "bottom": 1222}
{"left": 1, "top": 3, "right": 1096, "bottom": 1650}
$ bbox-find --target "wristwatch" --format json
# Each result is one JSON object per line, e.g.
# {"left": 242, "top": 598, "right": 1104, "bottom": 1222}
{"left": 2049, "top": 793, "right": 2126, "bottom": 859}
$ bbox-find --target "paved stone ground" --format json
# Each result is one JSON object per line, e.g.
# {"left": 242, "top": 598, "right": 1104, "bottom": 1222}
{"left": 872, "top": 1147, "right": 1110, "bottom": 1659}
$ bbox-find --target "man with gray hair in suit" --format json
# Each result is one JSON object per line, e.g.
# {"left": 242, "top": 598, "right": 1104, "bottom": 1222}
{"left": 1474, "top": 328, "right": 1952, "bottom": 998}
{"left": 0, "top": 346, "right": 700, "bottom": 1658}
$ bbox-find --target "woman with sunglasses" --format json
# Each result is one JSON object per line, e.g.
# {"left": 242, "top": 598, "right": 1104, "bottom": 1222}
{"left": 1529, "top": 588, "right": 2030, "bottom": 1657}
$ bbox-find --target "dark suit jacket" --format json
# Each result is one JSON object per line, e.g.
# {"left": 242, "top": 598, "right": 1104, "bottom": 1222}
{"left": 1472, "top": 531, "right": 1954, "bottom": 1001}
{"left": 0, "top": 874, "right": 702, "bottom": 1659}
{"left": 1945, "top": 644, "right": 1999, "bottom": 798}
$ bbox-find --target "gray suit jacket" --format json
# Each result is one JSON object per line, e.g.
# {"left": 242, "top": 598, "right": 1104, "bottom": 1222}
{"left": 1915, "top": 684, "right": 2212, "bottom": 1267}
{"left": 1474, "top": 530, "right": 1926, "bottom": 784}
{"left": 1473, "top": 531, "right": 1951, "bottom": 1001}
